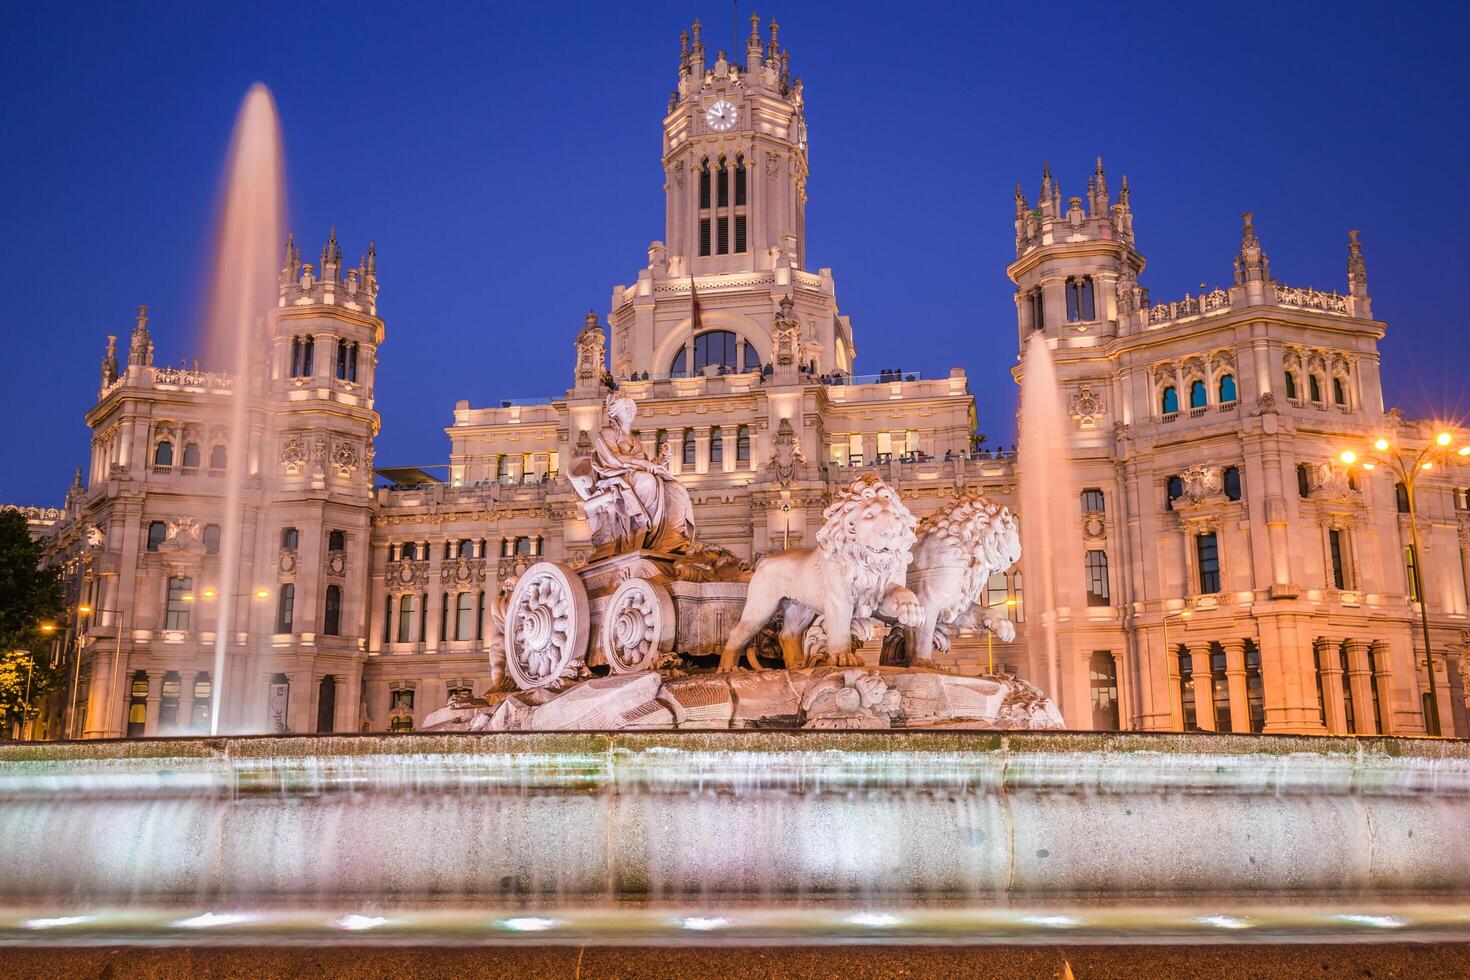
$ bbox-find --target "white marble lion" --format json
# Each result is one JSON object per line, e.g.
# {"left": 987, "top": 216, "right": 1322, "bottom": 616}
{"left": 899, "top": 490, "right": 1021, "bottom": 667}
{"left": 718, "top": 474, "right": 925, "bottom": 671}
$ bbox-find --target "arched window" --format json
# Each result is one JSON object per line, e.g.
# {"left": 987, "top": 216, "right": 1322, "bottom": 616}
{"left": 208, "top": 445, "right": 227, "bottom": 472}
{"left": 1332, "top": 377, "right": 1347, "bottom": 406}
{"left": 1160, "top": 386, "right": 1179, "bottom": 415}
{"left": 1084, "top": 550, "right": 1110, "bottom": 606}
{"left": 682, "top": 428, "right": 697, "bottom": 466}
{"left": 290, "top": 335, "right": 315, "bottom": 377}
{"left": 1065, "top": 276, "right": 1095, "bottom": 322}
{"left": 276, "top": 583, "right": 295, "bottom": 634}
{"left": 147, "top": 520, "right": 167, "bottom": 552}
{"left": 1177, "top": 648, "right": 1199, "bottom": 732}
{"left": 1284, "top": 372, "right": 1298, "bottom": 400}
{"left": 1218, "top": 374, "right": 1238, "bottom": 404}
{"left": 323, "top": 584, "right": 342, "bottom": 636}
{"left": 736, "top": 425, "right": 751, "bottom": 463}
{"left": 455, "top": 592, "right": 474, "bottom": 640}
{"left": 1188, "top": 379, "right": 1207, "bottom": 409}
{"left": 1223, "top": 466, "right": 1242, "bottom": 501}
{"left": 182, "top": 442, "right": 201, "bottom": 469}
{"left": 204, "top": 523, "right": 221, "bottom": 555}
{"left": 153, "top": 440, "right": 174, "bottom": 467}
{"left": 396, "top": 594, "right": 415, "bottom": 643}
{"left": 316, "top": 675, "right": 336, "bottom": 733}
{"left": 1394, "top": 481, "right": 1410, "bottom": 513}
{"left": 1308, "top": 374, "right": 1323, "bottom": 402}
{"left": 671, "top": 330, "right": 742, "bottom": 376}
{"left": 709, "top": 427, "right": 723, "bottom": 464}
{"left": 697, "top": 159, "right": 711, "bottom": 257}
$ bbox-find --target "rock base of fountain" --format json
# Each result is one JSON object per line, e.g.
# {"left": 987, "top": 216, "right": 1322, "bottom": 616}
{"left": 422, "top": 666, "right": 1063, "bottom": 732}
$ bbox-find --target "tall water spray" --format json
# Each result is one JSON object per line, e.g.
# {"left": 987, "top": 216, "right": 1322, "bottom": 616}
{"left": 205, "top": 85, "right": 285, "bottom": 734}
{"left": 1016, "top": 331, "right": 1078, "bottom": 724}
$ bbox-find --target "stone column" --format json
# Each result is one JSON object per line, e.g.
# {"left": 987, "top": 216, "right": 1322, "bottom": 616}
{"left": 1220, "top": 638, "right": 1250, "bottom": 733}
{"left": 1368, "top": 640, "right": 1393, "bottom": 734}
{"left": 141, "top": 671, "right": 161, "bottom": 736}
{"left": 1189, "top": 645, "right": 1215, "bottom": 731}
{"left": 1345, "top": 638, "right": 1378, "bottom": 734}
{"left": 1315, "top": 636, "right": 1347, "bottom": 734}
{"left": 736, "top": 337, "right": 747, "bottom": 373}
{"left": 83, "top": 649, "right": 115, "bottom": 739}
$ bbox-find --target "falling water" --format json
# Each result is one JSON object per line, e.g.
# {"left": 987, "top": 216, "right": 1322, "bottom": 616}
{"left": 1016, "top": 332, "right": 1077, "bottom": 724}
{"left": 204, "top": 86, "right": 285, "bottom": 734}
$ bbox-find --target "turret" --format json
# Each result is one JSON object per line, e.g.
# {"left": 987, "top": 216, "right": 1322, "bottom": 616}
{"left": 100, "top": 335, "right": 119, "bottom": 390}
{"left": 127, "top": 306, "right": 153, "bottom": 367}
{"left": 278, "top": 231, "right": 380, "bottom": 316}
{"left": 573, "top": 310, "right": 607, "bottom": 394}
{"left": 1346, "top": 229, "right": 1371, "bottom": 318}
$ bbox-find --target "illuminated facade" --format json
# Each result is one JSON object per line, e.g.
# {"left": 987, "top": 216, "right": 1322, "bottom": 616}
{"left": 12, "top": 19, "right": 1470, "bottom": 738}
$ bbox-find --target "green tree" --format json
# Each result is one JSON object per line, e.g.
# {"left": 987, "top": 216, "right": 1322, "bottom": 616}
{"left": 0, "top": 509, "right": 65, "bottom": 734}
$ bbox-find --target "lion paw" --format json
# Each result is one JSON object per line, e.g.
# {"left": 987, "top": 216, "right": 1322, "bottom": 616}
{"left": 833, "top": 650, "right": 866, "bottom": 667}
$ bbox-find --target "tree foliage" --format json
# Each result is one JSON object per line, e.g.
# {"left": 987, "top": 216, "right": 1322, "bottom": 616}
{"left": 0, "top": 509, "right": 66, "bottom": 732}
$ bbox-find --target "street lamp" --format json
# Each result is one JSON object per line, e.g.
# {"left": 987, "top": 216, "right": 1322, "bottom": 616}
{"left": 1339, "top": 427, "right": 1461, "bottom": 736}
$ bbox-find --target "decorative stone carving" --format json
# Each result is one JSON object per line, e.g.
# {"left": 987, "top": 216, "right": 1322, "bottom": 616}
{"left": 1307, "top": 462, "right": 1358, "bottom": 501}
{"left": 766, "top": 416, "right": 807, "bottom": 486}
{"left": 1068, "top": 384, "right": 1106, "bottom": 429}
{"left": 156, "top": 517, "right": 204, "bottom": 556}
{"left": 800, "top": 669, "right": 902, "bottom": 728}
{"left": 280, "top": 434, "right": 308, "bottom": 476}
{"left": 333, "top": 441, "right": 358, "bottom": 477}
{"left": 602, "top": 577, "right": 676, "bottom": 673}
{"left": 440, "top": 557, "right": 486, "bottom": 588}
{"left": 278, "top": 550, "right": 297, "bottom": 576}
{"left": 772, "top": 295, "right": 800, "bottom": 367}
{"left": 890, "top": 490, "right": 1020, "bottom": 667}
{"left": 1177, "top": 464, "right": 1224, "bottom": 505}
{"left": 718, "top": 474, "right": 924, "bottom": 671}
{"left": 504, "top": 561, "right": 590, "bottom": 690}
{"left": 1116, "top": 265, "right": 1140, "bottom": 315}
{"left": 670, "top": 543, "right": 752, "bottom": 583}
{"left": 568, "top": 390, "right": 697, "bottom": 556}
{"left": 486, "top": 574, "right": 519, "bottom": 692}
{"left": 85, "top": 524, "right": 105, "bottom": 550}
{"left": 1083, "top": 512, "right": 1106, "bottom": 540}
{"left": 325, "top": 551, "right": 347, "bottom": 578}
{"left": 1252, "top": 391, "right": 1278, "bottom": 416}
{"left": 573, "top": 311, "right": 606, "bottom": 388}
{"left": 387, "top": 559, "right": 430, "bottom": 592}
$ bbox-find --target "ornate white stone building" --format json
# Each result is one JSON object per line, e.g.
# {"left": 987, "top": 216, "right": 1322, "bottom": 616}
{"left": 14, "top": 18, "right": 1470, "bottom": 738}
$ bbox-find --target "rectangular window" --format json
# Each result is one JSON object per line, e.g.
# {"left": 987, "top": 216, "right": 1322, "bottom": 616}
{"left": 682, "top": 430, "right": 697, "bottom": 466}
{"left": 717, "top": 165, "right": 729, "bottom": 207}
{"left": 736, "top": 425, "right": 750, "bottom": 463}
{"left": 1211, "top": 647, "right": 1232, "bottom": 733}
{"left": 986, "top": 571, "right": 1008, "bottom": 612}
{"left": 699, "top": 168, "right": 710, "bottom": 209}
{"left": 1089, "top": 652, "right": 1119, "bottom": 730}
{"left": 439, "top": 592, "right": 449, "bottom": 642}
{"left": 147, "top": 521, "right": 166, "bottom": 552}
{"left": 1081, "top": 488, "right": 1105, "bottom": 513}
{"left": 709, "top": 427, "right": 723, "bottom": 464}
{"left": 735, "top": 161, "right": 746, "bottom": 205}
{"left": 165, "top": 576, "right": 192, "bottom": 630}
{"left": 1245, "top": 644, "right": 1266, "bottom": 733}
{"left": 396, "top": 594, "right": 414, "bottom": 644}
{"left": 699, "top": 218, "right": 711, "bottom": 257}
{"left": 455, "top": 593, "right": 474, "bottom": 641}
{"left": 1328, "top": 529, "right": 1347, "bottom": 590}
{"left": 1196, "top": 533, "right": 1221, "bottom": 594}
{"left": 717, "top": 216, "right": 728, "bottom": 255}
{"left": 1084, "top": 550, "right": 1110, "bottom": 606}
{"left": 734, "top": 214, "right": 747, "bottom": 254}
{"left": 276, "top": 583, "right": 295, "bottom": 634}
{"left": 1028, "top": 289, "right": 1044, "bottom": 331}
{"left": 383, "top": 594, "right": 392, "bottom": 644}
{"left": 1178, "top": 651, "right": 1199, "bottom": 732}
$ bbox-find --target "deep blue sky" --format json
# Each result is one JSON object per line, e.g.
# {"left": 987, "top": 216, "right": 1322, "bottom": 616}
{"left": 3, "top": 1, "right": 1468, "bottom": 504}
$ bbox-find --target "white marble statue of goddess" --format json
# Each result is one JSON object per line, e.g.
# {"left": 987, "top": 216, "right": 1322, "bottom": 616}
{"left": 570, "top": 390, "right": 696, "bottom": 556}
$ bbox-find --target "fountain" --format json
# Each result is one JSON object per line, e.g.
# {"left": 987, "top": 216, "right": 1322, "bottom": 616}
{"left": 203, "top": 84, "right": 285, "bottom": 734}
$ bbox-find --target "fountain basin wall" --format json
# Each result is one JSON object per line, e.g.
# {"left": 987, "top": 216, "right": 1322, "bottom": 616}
{"left": 0, "top": 731, "right": 1467, "bottom": 906}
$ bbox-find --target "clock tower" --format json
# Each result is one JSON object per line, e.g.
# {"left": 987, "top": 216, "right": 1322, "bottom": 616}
{"left": 663, "top": 16, "right": 808, "bottom": 276}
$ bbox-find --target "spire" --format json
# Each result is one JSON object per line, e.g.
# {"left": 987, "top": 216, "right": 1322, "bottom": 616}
{"left": 128, "top": 305, "right": 153, "bottom": 367}
{"left": 100, "top": 334, "right": 119, "bottom": 389}
{"left": 1347, "top": 229, "right": 1368, "bottom": 296}
{"left": 746, "top": 11, "right": 763, "bottom": 68}
{"left": 691, "top": 18, "right": 703, "bottom": 54}
{"left": 281, "top": 232, "right": 300, "bottom": 285}
{"left": 1014, "top": 181, "right": 1029, "bottom": 218}
{"left": 768, "top": 17, "right": 780, "bottom": 60}
{"left": 321, "top": 226, "right": 342, "bottom": 275}
{"left": 1234, "top": 211, "right": 1271, "bottom": 285}
{"left": 1090, "top": 156, "right": 1109, "bottom": 215}
{"left": 1119, "top": 173, "right": 1131, "bottom": 209}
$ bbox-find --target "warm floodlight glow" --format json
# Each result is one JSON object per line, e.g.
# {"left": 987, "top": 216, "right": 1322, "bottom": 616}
{"left": 202, "top": 588, "right": 217, "bottom": 599}
{"left": 1006, "top": 597, "right": 1018, "bottom": 607}
{"left": 182, "top": 594, "right": 196, "bottom": 602}
{"left": 1422, "top": 462, "right": 1434, "bottom": 471}
{"left": 254, "top": 588, "right": 270, "bottom": 600}
{"left": 1363, "top": 462, "right": 1376, "bottom": 470}
{"left": 1374, "top": 438, "right": 1390, "bottom": 451}
{"left": 77, "top": 605, "right": 92, "bottom": 615}
{"left": 40, "top": 623, "right": 55, "bottom": 633}
{"left": 1180, "top": 610, "right": 1192, "bottom": 618}
{"left": 1339, "top": 451, "right": 1357, "bottom": 465}
{"left": 1437, "top": 432, "right": 1452, "bottom": 446}
{"left": 1460, "top": 447, "right": 1470, "bottom": 457}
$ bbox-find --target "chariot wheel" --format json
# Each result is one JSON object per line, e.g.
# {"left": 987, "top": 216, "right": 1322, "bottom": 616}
{"left": 602, "top": 577, "right": 676, "bottom": 673}
{"left": 504, "top": 562, "right": 590, "bottom": 690}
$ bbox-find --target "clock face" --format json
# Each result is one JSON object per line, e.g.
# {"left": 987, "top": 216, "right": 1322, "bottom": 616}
{"left": 705, "top": 99, "right": 737, "bottom": 132}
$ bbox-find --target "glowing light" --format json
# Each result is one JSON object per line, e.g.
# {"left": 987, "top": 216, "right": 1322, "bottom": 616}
{"left": 1180, "top": 610, "right": 1192, "bottom": 618}
{"left": 336, "top": 914, "right": 389, "bottom": 931}
{"left": 40, "top": 623, "right": 55, "bottom": 633}
{"left": 1374, "top": 438, "right": 1390, "bottom": 452}
{"left": 173, "top": 911, "right": 255, "bottom": 929}
{"left": 1021, "top": 915, "right": 1080, "bottom": 928}
{"left": 1339, "top": 451, "right": 1357, "bottom": 465}
{"left": 182, "top": 594, "right": 196, "bottom": 603}
{"left": 846, "top": 912, "right": 904, "bottom": 928}
{"left": 1337, "top": 913, "right": 1405, "bottom": 929}
{"left": 1363, "top": 462, "right": 1376, "bottom": 470}
{"left": 254, "top": 588, "right": 270, "bottom": 600}
{"left": 1436, "top": 432, "right": 1452, "bottom": 446}
{"left": 1422, "top": 462, "right": 1433, "bottom": 471}
{"left": 202, "top": 588, "right": 217, "bottom": 599}
{"left": 77, "top": 605, "right": 92, "bottom": 615}
{"left": 1005, "top": 597, "right": 1018, "bottom": 607}
{"left": 1199, "top": 914, "right": 1250, "bottom": 929}
{"left": 21, "top": 915, "right": 91, "bottom": 929}
{"left": 679, "top": 916, "right": 729, "bottom": 931}
{"left": 1460, "top": 447, "right": 1470, "bottom": 457}
{"left": 499, "top": 916, "right": 558, "bottom": 932}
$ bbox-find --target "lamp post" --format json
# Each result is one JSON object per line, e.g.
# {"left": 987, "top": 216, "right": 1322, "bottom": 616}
{"left": 1340, "top": 429, "right": 1465, "bottom": 736}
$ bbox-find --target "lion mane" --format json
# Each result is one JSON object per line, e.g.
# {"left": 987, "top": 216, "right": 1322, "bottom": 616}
{"left": 913, "top": 491, "right": 1021, "bottom": 623}
{"left": 815, "top": 473, "right": 917, "bottom": 618}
